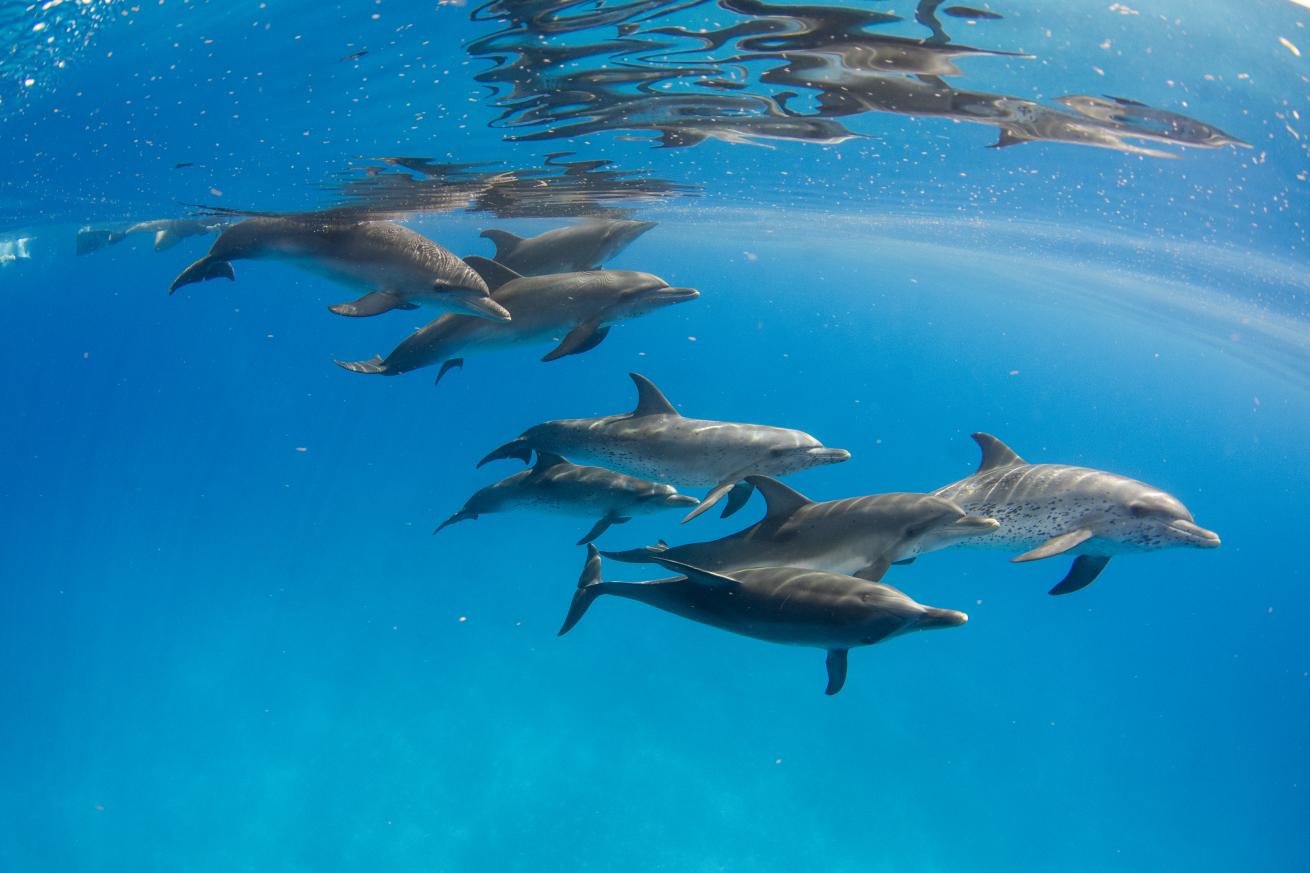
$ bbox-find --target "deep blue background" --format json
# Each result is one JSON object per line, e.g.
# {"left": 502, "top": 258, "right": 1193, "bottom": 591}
{"left": 2, "top": 2, "right": 1308, "bottom": 872}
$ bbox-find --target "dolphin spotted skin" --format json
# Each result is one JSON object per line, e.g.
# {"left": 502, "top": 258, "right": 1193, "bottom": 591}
{"left": 436, "top": 451, "right": 699, "bottom": 545}
{"left": 334, "top": 258, "right": 698, "bottom": 379}
{"left": 604, "top": 475, "right": 998, "bottom": 582}
{"left": 480, "top": 219, "right": 657, "bottom": 275}
{"left": 559, "top": 546, "right": 968, "bottom": 695}
{"left": 933, "top": 433, "right": 1221, "bottom": 595}
{"left": 478, "top": 373, "right": 851, "bottom": 523}
{"left": 168, "top": 217, "right": 510, "bottom": 321}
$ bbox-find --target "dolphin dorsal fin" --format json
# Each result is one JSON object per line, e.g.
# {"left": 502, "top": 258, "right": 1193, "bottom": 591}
{"left": 972, "top": 433, "right": 1024, "bottom": 473}
{"left": 532, "top": 451, "right": 568, "bottom": 472}
{"left": 745, "top": 475, "right": 811, "bottom": 521}
{"left": 480, "top": 228, "right": 523, "bottom": 260}
{"left": 629, "top": 373, "right": 678, "bottom": 417}
{"left": 462, "top": 255, "right": 522, "bottom": 292}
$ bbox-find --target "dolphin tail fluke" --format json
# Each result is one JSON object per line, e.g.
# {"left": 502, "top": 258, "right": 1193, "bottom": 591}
{"left": 477, "top": 437, "right": 532, "bottom": 468}
{"left": 169, "top": 256, "right": 235, "bottom": 294}
{"left": 333, "top": 355, "right": 388, "bottom": 375}
{"left": 559, "top": 545, "right": 606, "bottom": 636}
{"left": 76, "top": 229, "right": 127, "bottom": 255}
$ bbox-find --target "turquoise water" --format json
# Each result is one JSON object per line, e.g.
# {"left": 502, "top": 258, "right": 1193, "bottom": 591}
{"left": 2, "top": 2, "right": 1308, "bottom": 872}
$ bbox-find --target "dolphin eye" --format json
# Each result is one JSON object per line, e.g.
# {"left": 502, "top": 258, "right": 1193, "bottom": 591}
{"left": 1129, "top": 504, "right": 1153, "bottom": 518}
{"left": 905, "top": 526, "right": 922, "bottom": 538}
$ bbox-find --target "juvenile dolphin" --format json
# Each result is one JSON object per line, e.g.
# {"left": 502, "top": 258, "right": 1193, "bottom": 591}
{"left": 604, "top": 475, "right": 998, "bottom": 581}
{"left": 933, "top": 433, "right": 1221, "bottom": 595}
{"left": 480, "top": 219, "right": 657, "bottom": 275}
{"left": 168, "top": 217, "right": 510, "bottom": 321}
{"left": 77, "top": 218, "right": 226, "bottom": 255}
{"left": 435, "top": 451, "right": 699, "bottom": 545}
{"left": 478, "top": 373, "right": 850, "bottom": 522}
{"left": 334, "top": 258, "right": 698, "bottom": 379}
{"left": 560, "top": 546, "right": 968, "bottom": 695}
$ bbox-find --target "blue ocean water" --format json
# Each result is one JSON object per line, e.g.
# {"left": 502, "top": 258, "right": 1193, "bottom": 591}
{"left": 2, "top": 2, "right": 1308, "bottom": 871}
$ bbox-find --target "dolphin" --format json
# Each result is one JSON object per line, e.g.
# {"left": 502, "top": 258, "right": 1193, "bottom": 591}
{"left": 435, "top": 451, "right": 699, "bottom": 545}
{"left": 933, "top": 433, "right": 1221, "bottom": 595}
{"left": 478, "top": 373, "right": 851, "bottom": 523}
{"left": 168, "top": 217, "right": 511, "bottom": 321}
{"left": 604, "top": 475, "right": 998, "bottom": 582}
{"left": 77, "top": 218, "right": 226, "bottom": 256}
{"left": 480, "top": 219, "right": 657, "bottom": 275}
{"left": 559, "top": 546, "right": 968, "bottom": 695}
{"left": 334, "top": 258, "right": 698, "bottom": 379}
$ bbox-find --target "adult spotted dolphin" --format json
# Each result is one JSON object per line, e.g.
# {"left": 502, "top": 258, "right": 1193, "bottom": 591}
{"left": 334, "top": 258, "right": 698, "bottom": 380}
{"left": 478, "top": 373, "right": 850, "bottom": 522}
{"left": 604, "top": 475, "right": 998, "bottom": 581}
{"left": 559, "top": 547, "right": 968, "bottom": 695}
{"left": 435, "top": 451, "right": 698, "bottom": 545}
{"left": 933, "top": 433, "right": 1221, "bottom": 595}
{"left": 480, "top": 219, "right": 657, "bottom": 275}
{"left": 168, "top": 217, "right": 510, "bottom": 321}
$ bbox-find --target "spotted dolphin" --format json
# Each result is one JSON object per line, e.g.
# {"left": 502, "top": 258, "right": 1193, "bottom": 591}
{"left": 168, "top": 216, "right": 510, "bottom": 321}
{"left": 604, "top": 475, "right": 998, "bottom": 581}
{"left": 435, "top": 451, "right": 699, "bottom": 545}
{"left": 933, "top": 433, "right": 1221, "bottom": 595}
{"left": 478, "top": 373, "right": 851, "bottom": 523}
{"left": 559, "top": 546, "right": 968, "bottom": 695}
{"left": 77, "top": 218, "right": 226, "bottom": 255}
{"left": 480, "top": 219, "right": 657, "bottom": 275}
{"left": 334, "top": 258, "right": 698, "bottom": 380}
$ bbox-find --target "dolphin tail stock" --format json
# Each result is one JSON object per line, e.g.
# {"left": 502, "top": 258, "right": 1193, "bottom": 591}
{"left": 477, "top": 437, "right": 533, "bottom": 468}
{"left": 168, "top": 255, "right": 235, "bottom": 294}
{"left": 559, "top": 545, "right": 607, "bottom": 636}
{"left": 598, "top": 542, "right": 669, "bottom": 564}
{"left": 333, "top": 355, "right": 389, "bottom": 375}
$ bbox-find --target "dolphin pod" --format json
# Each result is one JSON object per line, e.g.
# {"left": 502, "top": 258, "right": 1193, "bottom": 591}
{"left": 134, "top": 212, "right": 1220, "bottom": 694}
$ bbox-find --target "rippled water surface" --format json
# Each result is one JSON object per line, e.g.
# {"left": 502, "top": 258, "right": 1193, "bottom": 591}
{"left": 1, "top": 2, "right": 1308, "bottom": 872}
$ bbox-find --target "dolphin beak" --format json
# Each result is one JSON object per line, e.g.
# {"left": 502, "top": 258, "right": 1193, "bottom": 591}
{"left": 661, "top": 287, "right": 700, "bottom": 302}
{"left": 918, "top": 608, "right": 969, "bottom": 630}
{"left": 459, "top": 294, "right": 512, "bottom": 322}
{"left": 809, "top": 447, "right": 851, "bottom": 465}
{"left": 952, "top": 515, "right": 1000, "bottom": 534}
{"left": 666, "top": 494, "right": 700, "bottom": 508}
{"left": 1169, "top": 519, "right": 1221, "bottom": 548}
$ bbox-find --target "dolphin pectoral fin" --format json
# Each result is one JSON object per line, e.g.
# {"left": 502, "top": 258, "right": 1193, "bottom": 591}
{"left": 1012, "top": 528, "right": 1095, "bottom": 562}
{"left": 855, "top": 558, "right": 891, "bottom": 583}
{"left": 169, "top": 257, "right": 234, "bottom": 294}
{"left": 682, "top": 479, "right": 741, "bottom": 523}
{"left": 1048, "top": 555, "right": 1111, "bottom": 596}
{"left": 891, "top": 557, "right": 917, "bottom": 566}
{"left": 721, "top": 481, "right": 755, "bottom": 518}
{"left": 435, "top": 358, "right": 464, "bottom": 386}
{"left": 825, "top": 649, "right": 849, "bottom": 696}
{"left": 577, "top": 514, "right": 632, "bottom": 546}
{"left": 328, "top": 290, "right": 406, "bottom": 317}
{"left": 542, "top": 319, "right": 609, "bottom": 362}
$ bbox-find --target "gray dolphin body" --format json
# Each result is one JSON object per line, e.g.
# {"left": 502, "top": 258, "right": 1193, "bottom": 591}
{"left": 560, "top": 547, "right": 968, "bottom": 695}
{"left": 933, "top": 433, "right": 1221, "bottom": 595}
{"left": 77, "top": 218, "right": 226, "bottom": 255}
{"left": 605, "top": 475, "right": 998, "bottom": 582}
{"left": 478, "top": 373, "right": 851, "bottom": 523}
{"left": 481, "top": 219, "right": 657, "bottom": 275}
{"left": 334, "top": 259, "right": 698, "bottom": 378}
{"left": 436, "top": 452, "right": 698, "bottom": 544}
{"left": 168, "top": 217, "right": 510, "bottom": 321}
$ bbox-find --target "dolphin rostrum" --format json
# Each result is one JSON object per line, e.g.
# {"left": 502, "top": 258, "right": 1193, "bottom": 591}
{"left": 559, "top": 546, "right": 968, "bottom": 695}
{"left": 478, "top": 373, "right": 851, "bottom": 523}
{"left": 435, "top": 451, "right": 699, "bottom": 545}
{"left": 604, "top": 475, "right": 998, "bottom": 582}
{"left": 480, "top": 219, "right": 657, "bottom": 275}
{"left": 168, "top": 216, "right": 511, "bottom": 321}
{"left": 933, "top": 433, "right": 1221, "bottom": 595}
{"left": 334, "top": 258, "right": 698, "bottom": 379}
